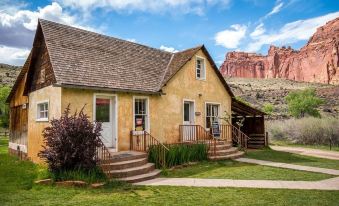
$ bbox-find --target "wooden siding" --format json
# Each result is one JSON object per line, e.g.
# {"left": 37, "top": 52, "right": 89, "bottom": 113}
{"left": 29, "top": 40, "right": 56, "bottom": 92}
{"left": 9, "top": 105, "right": 28, "bottom": 145}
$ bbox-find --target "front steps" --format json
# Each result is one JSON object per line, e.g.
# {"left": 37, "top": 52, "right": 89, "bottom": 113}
{"left": 100, "top": 151, "right": 161, "bottom": 183}
{"left": 208, "top": 140, "right": 244, "bottom": 161}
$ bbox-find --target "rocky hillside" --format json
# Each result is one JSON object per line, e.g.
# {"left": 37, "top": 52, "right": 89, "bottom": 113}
{"left": 0, "top": 63, "right": 20, "bottom": 87}
{"left": 220, "top": 17, "right": 339, "bottom": 85}
{"left": 227, "top": 77, "right": 339, "bottom": 119}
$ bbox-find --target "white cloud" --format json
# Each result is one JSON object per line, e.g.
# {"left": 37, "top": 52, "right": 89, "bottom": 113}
{"left": 0, "top": 46, "right": 30, "bottom": 66}
{"left": 0, "top": 2, "right": 95, "bottom": 65}
{"left": 245, "top": 11, "right": 339, "bottom": 52}
{"left": 160, "top": 45, "right": 178, "bottom": 53}
{"left": 265, "top": 2, "right": 284, "bottom": 18}
{"left": 126, "top": 38, "right": 137, "bottom": 43}
{"left": 250, "top": 23, "right": 265, "bottom": 38}
{"left": 57, "top": 0, "right": 231, "bottom": 15}
{"left": 215, "top": 24, "right": 247, "bottom": 49}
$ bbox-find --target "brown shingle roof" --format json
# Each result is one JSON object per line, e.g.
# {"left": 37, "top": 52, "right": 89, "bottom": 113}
{"left": 9, "top": 19, "right": 234, "bottom": 100}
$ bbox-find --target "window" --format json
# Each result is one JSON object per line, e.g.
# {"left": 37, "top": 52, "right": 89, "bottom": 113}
{"left": 196, "top": 57, "right": 205, "bottom": 80}
{"left": 206, "top": 104, "right": 219, "bottom": 128}
{"left": 95, "top": 98, "right": 110, "bottom": 122}
{"left": 37, "top": 101, "right": 48, "bottom": 121}
{"left": 134, "top": 98, "right": 148, "bottom": 131}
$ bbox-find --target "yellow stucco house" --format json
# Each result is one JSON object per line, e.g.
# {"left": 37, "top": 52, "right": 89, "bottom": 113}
{"left": 7, "top": 19, "right": 266, "bottom": 171}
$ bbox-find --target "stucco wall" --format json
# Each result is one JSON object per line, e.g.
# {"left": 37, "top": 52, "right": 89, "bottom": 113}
{"left": 59, "top": 49, "right": 232, "bottom": 151}
{"left": 150, "top": 50, "right": 232, "bottom": 143}
{"left": 27, "top": 85, "right": 61, "bottom": 162}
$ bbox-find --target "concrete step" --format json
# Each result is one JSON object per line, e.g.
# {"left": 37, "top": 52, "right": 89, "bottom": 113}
{"left": 208, "top": 151, "right": 245, "bottom": 161}
{"left": 101, "top": 151, "right": 147, "bottom": 164}
{"left": 210, "top": 143, "right": 233, "bottom": 150}
{"left": 107, "top": 163, "right": 155, "bottom": 178}
{"left": 101, "top": 158, "right": 148, "bottom": 171}
{"left": 117, "top": 169, "right": 161, "bottom": 183}
{"left": 208, "top": 147, "right": 238, "bottom": 156}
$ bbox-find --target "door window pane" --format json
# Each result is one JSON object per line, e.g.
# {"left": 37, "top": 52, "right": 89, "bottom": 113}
{"left": 184, "top": 103, "right": 190, "bottom": 122}
{"left": 96, "top": 98, "right": 110, "bottom": 122}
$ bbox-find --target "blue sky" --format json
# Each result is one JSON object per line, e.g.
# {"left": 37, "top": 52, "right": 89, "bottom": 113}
{"left": 0, "top": 0, "right": 338, "bottom": 66}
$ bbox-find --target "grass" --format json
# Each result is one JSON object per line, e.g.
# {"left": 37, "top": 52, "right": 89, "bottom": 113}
{"left": 1, "top": 137, "right": 339, "bottom": 205}
{"left": 246, "top": 148, "right": 339, "bottom": 170}
{"left": 162, "top": 160, "right": 334, "bottom": 181}
{"left": 271, "top": 140, "right": 339, "bottom": 152}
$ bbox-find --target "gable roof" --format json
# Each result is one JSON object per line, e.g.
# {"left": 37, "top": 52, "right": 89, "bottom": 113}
{"left": 11, "top": 19, "right": 234, "bottom": 100}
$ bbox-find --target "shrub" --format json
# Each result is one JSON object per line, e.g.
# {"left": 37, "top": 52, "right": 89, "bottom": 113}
{"left": 262, "top": 103, "right": 274, "bottom": 115}
{"left": 0, "top": 86, "right": 10, "bottom": 128}
{"left": 148, "top": 143, "right": 208, "bottom": 168}
{"left": 267, "top": 117, "right": 339, "bottom": 146}
{"left": 38, "top": 105, "right": 102, "bottom": 173}
{"left": 285, "top": 88, "right": 324, "bottom": 118}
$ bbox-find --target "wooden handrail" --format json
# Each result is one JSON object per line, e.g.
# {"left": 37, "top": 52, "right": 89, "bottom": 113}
{"left": 179, "top": 124, "right": 217, "bottom": 156}
{"left": 130, "top": 131, "right": 169, "bottom": 168}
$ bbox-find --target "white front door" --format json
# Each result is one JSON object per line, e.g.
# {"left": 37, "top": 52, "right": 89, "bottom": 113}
{"left": 94, "top": 95, "right": 117, "bottom": 150}
{"left": 183, "top": 100, "right": 195, "bottom": 141}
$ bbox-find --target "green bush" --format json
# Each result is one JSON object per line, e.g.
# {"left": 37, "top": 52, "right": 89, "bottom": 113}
{"left": 148, "top": 143, "right": 208, "bottom": 168}
{"left": 285, "top": 88, "right": 323, "bottom": 118}
{"left": 0, "top": 86, "right": 10, "bottom": 128}
{"left": 268, "top": 117, "right": 339, "bottom": 146}
{"left": 262, "top": 103, "right": 274, "bottom": 115}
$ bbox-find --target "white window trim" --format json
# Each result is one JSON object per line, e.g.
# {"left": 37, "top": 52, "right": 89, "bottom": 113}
{"left": 132, "top": 96, "right": 150, "bottom": 134}
{"left": 205, "top": 101, "right": 221, "bottom": 129}
{"left": 196, "top": 55, "right": 206, "bottom": 80}
{"left": 182, "top": 98, "right": 195, "bottom": 124}
{"left": 93, "top": 93, "right": 119, "bottom": 152}
{"left": 36, "top": 100, "right": 49, "bottom": 122}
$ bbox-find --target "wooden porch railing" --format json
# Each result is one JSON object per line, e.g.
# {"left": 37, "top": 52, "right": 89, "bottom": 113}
{"left": 179, "top": 125, "right": 217, "bottom": 155}
{"left": 130, "top": 131, "right": 169, "bottom": 168}
{"left": 179, "top": 124, "right": 250, "bottom": 151}
{"left": 94, "top": 138, "right": 113, "bottom": 175}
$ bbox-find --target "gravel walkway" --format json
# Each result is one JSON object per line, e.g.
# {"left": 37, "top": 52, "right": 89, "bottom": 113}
{"left": 135, "top": 177, "right": 339, "bottom": 190}
{"left": 270, "top": 146, "right": 339, "bottom": 160}
{"left": 136, "top": 158, "right": 339, "bottom": 190}
{"left": 236, "top": 158, "right": 339, "bottom": 175}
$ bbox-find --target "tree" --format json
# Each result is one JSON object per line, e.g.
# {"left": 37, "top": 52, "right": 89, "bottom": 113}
{"left": 38, "top": 105, "right": 102, "bottom": 173}
{"left": 0, "top": 86, "right": 11, "bottom": 128}
{"left": 285, "top": 88, "right": 324, "bottom": 118}
{"left": 262, "top": 103, "right": 274, "bottom": 115}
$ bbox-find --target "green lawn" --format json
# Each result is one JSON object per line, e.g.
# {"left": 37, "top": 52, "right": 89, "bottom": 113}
{"left": 246, "top": 148, "right": 339, "bottom": 170}
{"left": 162, "top": 160, "right": 333, "bottom": 181}
{"left": 271, "top": 140, "right": 339, "bottom": 152}
{"left": 1, "top": 137, "right": 339, "bottom": 206}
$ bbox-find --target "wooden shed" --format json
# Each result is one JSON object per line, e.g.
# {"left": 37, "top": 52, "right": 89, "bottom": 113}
{"left": 231, "top": 98, "right": 267, "bottom": 148}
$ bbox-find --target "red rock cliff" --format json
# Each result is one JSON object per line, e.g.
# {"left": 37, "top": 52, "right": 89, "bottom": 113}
{"left": 220, "top": 17, "right": 339, "bottom": 85}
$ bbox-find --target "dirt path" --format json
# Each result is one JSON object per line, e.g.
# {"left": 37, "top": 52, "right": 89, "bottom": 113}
{"left": 270, "top": 146, "right": 339, "bottom": 160}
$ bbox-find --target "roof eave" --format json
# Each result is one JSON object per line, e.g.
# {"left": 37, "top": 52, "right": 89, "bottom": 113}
{"left": 53, "top": 83, "right": 165, "bottom": 95}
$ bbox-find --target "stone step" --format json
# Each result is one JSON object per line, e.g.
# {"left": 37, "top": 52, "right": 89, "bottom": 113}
{"left": 101, "top": 151, "right": 147, "bottom": 164}
{"left": 202, "top": 140, "right": 230, "bottom": 145}
{"left": 208, "top": 147, "right": 238, "bottom": 156}
{"left": 101, "top": 158, "right": 148, "bottom": 171}
{"left": 107, "top": 163, "right": 155, "bottom": 178}
{"left": 117, "top": 169, "right": 161, "bottom": 183}
{"left": 208, "top": 151, "right": 245, "bottom": 161}
{"left": 209, "top": 143, "right": 233, "bottom": 150}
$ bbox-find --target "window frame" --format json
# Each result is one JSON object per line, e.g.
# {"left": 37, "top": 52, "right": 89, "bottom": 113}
{"left": 196, "top": 56, "right": 206, "bottom": 80}
{"left": 133, "top": 96, "right": 150, "bottom": 133}
{"left": 205, "top": 102, "right": 221, "bottom": 129}
{"left": 36, "top": 100, "right": 49, "bottom": 122}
